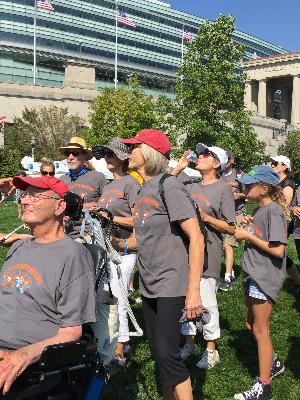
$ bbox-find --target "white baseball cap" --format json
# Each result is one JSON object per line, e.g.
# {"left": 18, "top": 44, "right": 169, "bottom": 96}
{"left": 196, "top": 143, "right": 228, "bottom": 171}
{"left": 270, "top": 155, "right": 290, "bottom": 170}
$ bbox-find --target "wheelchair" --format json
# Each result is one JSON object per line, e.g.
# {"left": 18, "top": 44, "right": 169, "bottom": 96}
{"left": 1, "top": 243, "right": 108, "bottom": 400}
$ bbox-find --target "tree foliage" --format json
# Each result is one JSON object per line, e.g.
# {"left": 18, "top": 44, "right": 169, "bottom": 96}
{"left": 278, "top": 130, "right": 300, "bottom": 184}
{"left": 0, "top": 148, "right": 20, "bottom": 178}
{"left": 163, "top": 14, "right": 268, "bottom": 172}
{"left": 82, "top": 76, "right": 161, "bottom": 147}
{"left": 4, "top": 105, "right": 85, "bottom": 162}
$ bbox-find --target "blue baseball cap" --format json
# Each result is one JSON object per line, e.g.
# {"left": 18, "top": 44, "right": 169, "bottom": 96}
{"left": 236, "top": 165, "right": 280, "bottom": 186}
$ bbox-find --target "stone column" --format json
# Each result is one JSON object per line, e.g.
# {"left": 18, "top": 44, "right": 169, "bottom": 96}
{"left": 266, "top": 87, "right": 275, "bottom": 118}
{"left": 63, "top": 61, "right": 98, "bottom": 90}
{"left": 291, "top": 75, "right": 300, "bottom": 125}
{"left": 251, "top": 81, "right": 258, "bottom": 112}
{"left": 280, "top": 87, "right": 289, "bottom": 120}
{"left": 244, "top": 81, "right": 252, "bottom": 111}
{"left": 258, "top": 79, "right": 267, "bottom": 116}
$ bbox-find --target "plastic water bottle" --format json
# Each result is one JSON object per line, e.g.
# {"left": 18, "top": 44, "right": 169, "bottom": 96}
{"left": 186, "top": 150, "right": 197, "bottom": 163}
{"left": 245, "top": 222, "right": 254, "bottom": 235}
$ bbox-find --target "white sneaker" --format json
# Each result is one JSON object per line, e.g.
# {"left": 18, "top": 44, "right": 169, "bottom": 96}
{"left": 181, "top": 343, "right": 199, "bottom": 359}
{"left": 196, "top": 349, "right": 219, "bottom": 369}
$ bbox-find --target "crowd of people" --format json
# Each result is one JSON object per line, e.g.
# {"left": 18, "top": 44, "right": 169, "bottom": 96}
{"left": 0, "top": 114, "right": 299, "bottom": 400}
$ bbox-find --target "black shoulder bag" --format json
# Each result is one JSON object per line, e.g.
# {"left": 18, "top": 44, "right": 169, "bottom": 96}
{"left": 159, "top": 173, "right": 208, "bottom": 273}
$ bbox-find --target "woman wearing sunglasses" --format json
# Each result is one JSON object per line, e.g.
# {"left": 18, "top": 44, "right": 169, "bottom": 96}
{"left": 270, "top": 155, "right": 300, "bottom": 293}
{"left": 173, "top": 143, "right": 236, "bottom": 370}
{"left": 39, "top": 157, "right": 55, "bottom": 177}
{"left": 95, "top": 137, "right": 141, "bottom": 373}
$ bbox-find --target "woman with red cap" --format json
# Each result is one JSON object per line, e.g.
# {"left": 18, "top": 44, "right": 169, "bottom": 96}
{"left": 112, "top": 129, "right": 205, "bottom": 400}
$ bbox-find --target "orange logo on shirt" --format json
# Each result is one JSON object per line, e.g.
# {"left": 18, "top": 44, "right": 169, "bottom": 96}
{"left": 253, "top": 224, "right": 262, "bottom": 238}
{"left": 2, "top": 263, "right": 43, "bottom": 293}
{"left": 142, "top": 210, "right": 151, "bottom": 226}
{"left": 192, "top": 194, "right": 210, "bottom": 207}
{"left": 133, "top": 208, "right": 140, "bottom": 222}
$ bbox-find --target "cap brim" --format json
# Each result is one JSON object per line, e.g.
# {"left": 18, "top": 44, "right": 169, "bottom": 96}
{"left": 12, "top": 176, "right": 31, "bottom": 191}
{"left": 122, "top": 138, "right": 143, "bottom": 145}
{"left": 236, "top": 175, "right": 259, "bottom": 184}
{"left": 195, "top": 143, "right": 209, "bottom": 154}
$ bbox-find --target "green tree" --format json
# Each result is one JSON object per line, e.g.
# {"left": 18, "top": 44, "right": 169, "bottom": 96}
{"left": 0, "top": 148, "right": 20, "bottom": 178}
{"left": 278, "top": 130, "right": 300, "bottom": 184}
{"left": 82, "top": 76, "right": 161, "bottom": 147}
{"left": 164, "top": 14, "right": 268, "bottom": 172}
{"left": 4, "top": 105, "right": 85, "bottom": 162}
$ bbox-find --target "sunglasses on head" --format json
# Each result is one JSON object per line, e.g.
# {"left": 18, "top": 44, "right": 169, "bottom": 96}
{"left": 104, "top": 150, "right": 115, "bottom": 158}
{"left": 41, "top": 170, "right": 55, "bottom": 177}
{"left": 64, "top": 150, "right": 85, "bottom": 157}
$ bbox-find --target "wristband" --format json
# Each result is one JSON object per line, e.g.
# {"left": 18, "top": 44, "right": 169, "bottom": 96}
{"left": 122, "top": 239, "right": 128, "bottom": 253}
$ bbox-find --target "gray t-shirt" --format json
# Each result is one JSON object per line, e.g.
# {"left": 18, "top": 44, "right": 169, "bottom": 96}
{"left": 0, "top": 236, "right": 96, "bottom": 352}
{"left": 99, "top": 175, "right": 140, "bottom": 217}
{"left": 168, "top": 167, "right": 190, "bottom": 184}
{"left": 184, "top": 180, "right": 236, "bottom": 278}
{"left": 242, "top": 202, "right": 287, "bottom": 304}
{"left": 292, "top": 187, "right": 300, "bottom": 239}
{"left": 221, "top": 168, "right": 246, "bottom": 215}
{"left": 60, "top": 169, "right": 108, "bottom": 238}
{"left": 133, "top": 173, "right": 197, "bottom": 298}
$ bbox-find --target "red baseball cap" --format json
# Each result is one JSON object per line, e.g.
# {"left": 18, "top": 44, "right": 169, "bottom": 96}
{"left": 122, "top": 129, "right": 171, "bottom": 157}
{"left": 12, "top": 176, "right": 69, "bottom": 198}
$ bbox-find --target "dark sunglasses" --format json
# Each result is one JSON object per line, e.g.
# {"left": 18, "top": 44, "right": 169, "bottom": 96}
{"left": 271, "top": 161, "right": 282, "bottom": 167}
{"left": 200, "top": 149, "right": 216, "bottom": 159}
{"left": 64, "top": 150, "right": 85, "bottom": 157}
{"left": 41, "top": 170, "right": 55, "bottom": 177}
{"left": 104, "top": 150, "right": 115, "bottom": 158}
{"left": 127, "top": 144, "right": 142, "bottom": 152}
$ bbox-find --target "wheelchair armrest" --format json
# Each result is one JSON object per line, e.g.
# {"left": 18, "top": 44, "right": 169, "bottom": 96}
{"left": 38, "top": 339, "right": 97, "bottom": 371}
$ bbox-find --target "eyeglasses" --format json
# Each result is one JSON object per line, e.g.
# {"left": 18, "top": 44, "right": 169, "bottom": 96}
{"left": 21, "top": 192, "right": 61, "bottom": 202}
{"left": 64, "top": 150, "right": 86, "bottom": 157}
{"left": 200, "top": 149, "right": 217, "bottom": 159}
{"left": 127, "top": 144, "right": 142, "bottom": 152}
{"left": 271, "top": 161, "right": 282, "bottom": 167}
{"left": 41, "top": 171, "right": 55, "bottom": 177}
{"left": 104, "top": 150, "right": 115, "bottom": 158}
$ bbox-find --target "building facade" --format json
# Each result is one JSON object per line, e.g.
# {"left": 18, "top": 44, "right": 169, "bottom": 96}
{"left": 1, "top": 0, "right": 288, "bottom": 97}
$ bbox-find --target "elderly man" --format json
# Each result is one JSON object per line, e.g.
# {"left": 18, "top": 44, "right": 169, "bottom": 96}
{"left": 0, "top": 175, "right": 96, "bottom": 396}
{"left": 58, "top": 137, "right": 107, "bottom": 239}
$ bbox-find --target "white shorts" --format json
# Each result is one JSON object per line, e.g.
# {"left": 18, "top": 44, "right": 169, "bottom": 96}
{"left": 181, "top": 276, "right": 220, "bottom": 341}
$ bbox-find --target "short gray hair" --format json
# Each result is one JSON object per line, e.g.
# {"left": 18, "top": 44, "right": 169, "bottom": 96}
{"left": 140, "top": 143, "right": 168, "bottom": 176}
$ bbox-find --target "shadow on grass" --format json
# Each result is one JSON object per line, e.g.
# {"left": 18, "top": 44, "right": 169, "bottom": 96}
{"left": 285, "top": 336, "right": 300, "bottom": 381}
{"left": 228, "top": 329, "right": 258, "bottom": 378}
{"left": 281, "top": 278, "right": 300, "bottom": 313}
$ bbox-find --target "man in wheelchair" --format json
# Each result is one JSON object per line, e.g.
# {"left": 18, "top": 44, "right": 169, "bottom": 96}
{"left": 0, "top": 176, "right": 97, "bottom": 399}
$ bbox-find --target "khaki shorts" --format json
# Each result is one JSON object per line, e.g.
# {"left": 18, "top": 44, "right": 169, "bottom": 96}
{"left": 223, "top": 213, "right": 244, "bottom": 248}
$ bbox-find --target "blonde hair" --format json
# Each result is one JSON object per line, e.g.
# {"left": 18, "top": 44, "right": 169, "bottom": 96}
{"left": 84, "top": 161, "right": 95, "bottom": 171}
{"left": 258, "top": 182, "right": 292, "bottom": 222}
{"left": 140, "top": 143, "right": 168, "bottom": 176}
{"left": 40, "top": 157, "right": 55, "bottom": 173}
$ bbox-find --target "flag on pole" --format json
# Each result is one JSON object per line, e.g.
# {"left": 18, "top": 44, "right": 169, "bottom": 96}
{"left": 37, "top": 0, "right": 54, "bottom": 11}
{"left": 183, "top": 29, "right": 191, "bottom": 42}
{"left": 231, "top": 39, "right": 236, "bottom": 52}
{"left": 118, "top": 10, "right": 136, "bottom": 27}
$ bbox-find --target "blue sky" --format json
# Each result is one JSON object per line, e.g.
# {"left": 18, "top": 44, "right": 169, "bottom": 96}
{"left": 171, "top": 0, "right": 299, "bottom": 53}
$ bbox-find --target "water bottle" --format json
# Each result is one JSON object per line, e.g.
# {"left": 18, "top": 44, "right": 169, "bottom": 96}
{"left": 186, "top": 150, "right": 197, "bottom": 163}
{"left": 245, "top": 222, "right": 254, "bottom": 235}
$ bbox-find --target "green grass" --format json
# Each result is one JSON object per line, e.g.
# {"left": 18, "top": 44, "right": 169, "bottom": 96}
{"left": 1, "top": 202, "right": 299, "bottom": 399}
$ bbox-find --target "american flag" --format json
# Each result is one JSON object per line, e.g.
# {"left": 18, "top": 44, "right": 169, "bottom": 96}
{"left": 118, "top": 10, "right": 136, "bottom": 27}
{"left": 183, "top": 29, "right": 191, "bottom": 42}
{"left": 37, "top": 0, "right": 54, "bottom": 11}
{"left": 231, "top": 39, "right": 236, "bottom": 52}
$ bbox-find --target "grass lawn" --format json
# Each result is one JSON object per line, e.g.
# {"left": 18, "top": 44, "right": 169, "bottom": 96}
{"left": 0, "top": 202, "right": 299, "bottom": 399}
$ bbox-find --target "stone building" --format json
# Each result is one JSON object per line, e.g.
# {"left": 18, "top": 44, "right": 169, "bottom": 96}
{"left": 240, "top": 52, "right": 300, "bottom": 156}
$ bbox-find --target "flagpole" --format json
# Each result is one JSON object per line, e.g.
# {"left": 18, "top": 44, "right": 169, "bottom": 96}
{"left": 33, "top": 0, "right": 37, "bottom": 84}
{"left": 181, "top": 23, "right": 184, "bottom": 60}
{"left": 114, "top": 1, "right": 118, "bottom": 90}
